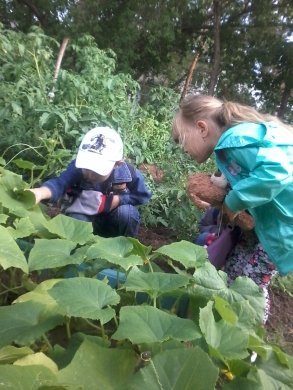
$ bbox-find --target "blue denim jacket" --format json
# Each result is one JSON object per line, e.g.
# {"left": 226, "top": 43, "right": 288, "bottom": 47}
{"left": 215, "top": 122, "right": 293, "bottom": 275}
{"left": 43, "top": 160, "right": 152, "bottom": 207}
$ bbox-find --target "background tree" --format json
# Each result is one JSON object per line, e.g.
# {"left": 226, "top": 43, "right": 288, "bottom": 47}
{"left": 0, "top": 0, "right": 292, "bottom": 119}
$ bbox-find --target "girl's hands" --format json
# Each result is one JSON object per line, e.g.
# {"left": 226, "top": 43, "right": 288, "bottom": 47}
{"left": 223, "top": 203, "right": 255, "bottom": 231}
{"left": 222, "top": 203, "right": 238, "bottom": 221}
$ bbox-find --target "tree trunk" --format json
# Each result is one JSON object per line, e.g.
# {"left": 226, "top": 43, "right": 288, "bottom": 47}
{"left": 17, "top": 0, "right": 47, "bottom": 28}
{"left": 208, "top": 0, "right": 221, "bottom": 96}
{"left": 277, "top": 81, "right": 291, "bottom": 119}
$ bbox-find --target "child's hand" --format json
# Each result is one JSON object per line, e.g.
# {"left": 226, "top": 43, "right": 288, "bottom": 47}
{"left": 235, "top": 211, "right": 255, "bottom": 231}
{"left": 223, "top": 203, "right": 255, "bottom": 230}
{"left": 28, "top": 187, "right": 52, "bottom": 204}
{"left": 109, "top": 195, "right": 120, "bottom": 211}
{"left": 222, "top": 203, "right": 237, "bottom": 221}
{"left": 97, "top": 194, "right": 120, "bottom": 213}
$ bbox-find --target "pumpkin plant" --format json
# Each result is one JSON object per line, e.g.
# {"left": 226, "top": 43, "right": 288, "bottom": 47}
{"left": 0, "top": 165, "right": 292, "bottom": 389}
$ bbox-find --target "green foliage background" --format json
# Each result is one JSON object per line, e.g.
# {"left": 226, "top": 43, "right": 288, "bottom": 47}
{"left": 1, "top": 0, "right": 291, "bottom": 120}
{"left": 0, "top": 26, "right": 208, "bottom": 238}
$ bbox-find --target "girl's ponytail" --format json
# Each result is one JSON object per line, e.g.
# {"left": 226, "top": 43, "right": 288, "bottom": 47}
{"left": 220, "top": 101, "right": 265, "bottom": 125}
{"left": 221, "top": 100, "right": 292, "bottom": 132}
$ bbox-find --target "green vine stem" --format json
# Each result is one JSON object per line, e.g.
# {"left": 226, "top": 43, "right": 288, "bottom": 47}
{"left": 84, "top": 319, "right": 101, "bottom": 332}
{"left": 0, "top": 284, "right": 24, "bottom": 296}
{"left": 100, "top": 322, "right": 106, "bottom": 340}
{"left": 150, "top": 359, "right": 164, "bottom": 390}
{"left": 42, "top": 334, "right": 53, "bottom": 351}
{"left": 65, "top": 316, "right": 71, "bottom": 339}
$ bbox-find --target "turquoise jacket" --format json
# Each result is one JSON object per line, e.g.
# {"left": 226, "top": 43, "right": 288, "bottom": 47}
{"left": 214, "top": 122, "right": 293, "bottom": 275}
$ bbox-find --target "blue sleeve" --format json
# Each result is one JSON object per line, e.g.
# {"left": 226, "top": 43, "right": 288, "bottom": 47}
{"left": 224, "top": 146, "right": 292, "bottom": 212}
{"left": 119, "top": 168, "right": 152, "bottom": 206}
{"left": 42, "top": 160, "right": 83, "bottom": 203}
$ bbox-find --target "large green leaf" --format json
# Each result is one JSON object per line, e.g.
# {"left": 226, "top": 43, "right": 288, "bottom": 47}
{"left": 14, "top": 351, "right": 58, "bottom": 374}
{"left": 112, "top": 306, "right": 201, "bottom": 343}
{"left": 229, "top": 300, "right": 258, "bottom": 331}
{"left": 14, "top": 279, "right": 63, "bottom": 308}
{"left": 214, "top": 295, "right": 238, "bottom": 325}
{"left": 28, "top": 238, "right": 77, "bottom": 271}
{"left": 87, "top": 236, "right": 143, "bottom": 270}
{"left": 12, "top": 159, "right": 40, "bottom": 170}
{"left": 0, "top": 365, "right": 59, "bottom": 389}
{"left": 129, "top": 347, "right": 219, "bottom": 390}
{"left": 254, "top": 350, "right": 293, "bottom": 389}
{"left": 48, "top": 278, "right": 120, "bottom": 324}
{"left": 25, "top": 206, "right": 52, "bottom": 238}
{"left": 190, "top": 263, "right": 265, "bottom": 323}
{"left": 0, "top": 169, "right": 35, "bottom": 216}
{"left": 224, "top": 359, "right": 293, "bottom": 390}
{"left": 0, "top": 213, "right": 8, "bottom": 223}
{"left": 127, "top": 237, "right": 152, "bottom": 258}
{"left": 248, "top": 335, "right": 273, "bottom": 361}
{"left": 58, "top": 338, "right": 136, "bottom": 389}
{"left": 0, "top": 301, "right": 64, "bottom": 347}
{"left": 155, "top": 240, "right": 208, "bottom": 269}
{"left": 48, "top": 332, "right": 110, "bottom": 370}
{"left": 43, "top": 214, "right": 95, "bottom": 245}
{"left": 0, "top": 225, "right": 28, "bottom": 273}
{"left": 124, "top": 266, "right": 190, "bottom": 298}
{"left": 7, "top": 216, "right": 36, "bottom": 239}
{"left": 199, "top": 301, "right": 249, "bottom": 361}
{"left": 0, "top": 346, "right": 33, "bottom": 364}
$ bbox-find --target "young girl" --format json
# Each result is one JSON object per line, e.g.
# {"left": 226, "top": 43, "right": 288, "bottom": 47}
{"left": 173, "top": 94, "right": 293, "bottom": 321}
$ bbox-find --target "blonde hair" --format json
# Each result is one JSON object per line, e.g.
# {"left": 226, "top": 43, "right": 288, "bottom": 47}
{"left": 172, "top": 94, "right": 292, "bottom": 142}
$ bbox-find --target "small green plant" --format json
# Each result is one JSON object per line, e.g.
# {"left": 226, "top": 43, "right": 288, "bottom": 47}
{"left": 271, "top": 274, "right": 293, "bottom": 297}
{"left": 2, "top": 132, "right": 72, "bottom": 186}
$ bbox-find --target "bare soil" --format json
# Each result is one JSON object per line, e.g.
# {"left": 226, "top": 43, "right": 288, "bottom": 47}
{"left": 266, "top": 287, "right": 293, "bottom": 354}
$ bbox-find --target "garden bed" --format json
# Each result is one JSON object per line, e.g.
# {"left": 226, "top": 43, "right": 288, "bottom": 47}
{"left": 138, "top": 225, "right": 293, "bottom": 356}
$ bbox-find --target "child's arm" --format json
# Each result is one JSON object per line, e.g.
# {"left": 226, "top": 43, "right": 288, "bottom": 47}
{"left": 29, "top": 186, "right": 52, "bottom": 204}
{"left": 34, "top": 160, "right": 82, "bottom": 204}
{"left": 118, "top": 167, "right": 152, "bottom": 206}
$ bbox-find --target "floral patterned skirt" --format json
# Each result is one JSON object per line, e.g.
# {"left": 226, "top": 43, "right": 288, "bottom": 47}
{"left": 224, "top": 230, "right": 277, "bottom": 322}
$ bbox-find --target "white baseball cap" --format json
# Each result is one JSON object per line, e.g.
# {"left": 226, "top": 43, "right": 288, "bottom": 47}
{"left": 75, "top": 127, "right": 123, "bottom": 175}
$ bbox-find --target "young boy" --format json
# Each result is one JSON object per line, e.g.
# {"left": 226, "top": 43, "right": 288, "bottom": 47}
{"left": 30, "top": 126, "right": 152, "bottom": 237}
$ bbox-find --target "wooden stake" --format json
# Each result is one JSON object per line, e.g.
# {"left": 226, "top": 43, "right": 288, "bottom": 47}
{"left": 53, "top": 37, "right": 69, "bottom": 82}
{"left": 180, "top": 52, "right": 200, "bottom": 102}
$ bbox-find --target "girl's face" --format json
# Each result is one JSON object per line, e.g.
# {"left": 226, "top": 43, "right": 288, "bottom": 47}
{"left": 175, "top": 117, "right": 219, "bottom": 163}
{"left": 181, "top": 129, "right": 212, "bottom": 163}
{"left": 82, "top": 169, "right": 111, "bottom": 183}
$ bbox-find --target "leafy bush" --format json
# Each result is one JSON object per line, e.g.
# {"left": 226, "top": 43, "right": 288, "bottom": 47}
{"left": 0, "top": 26, "right": 203, "bottom": 235}
{"left": 0, "top": 26, "right": 139, "bottom": 164}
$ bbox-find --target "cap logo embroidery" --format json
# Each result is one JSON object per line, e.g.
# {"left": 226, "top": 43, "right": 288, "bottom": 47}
{"left": 82, "top": 134, "right": 106, "bottom": 154}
